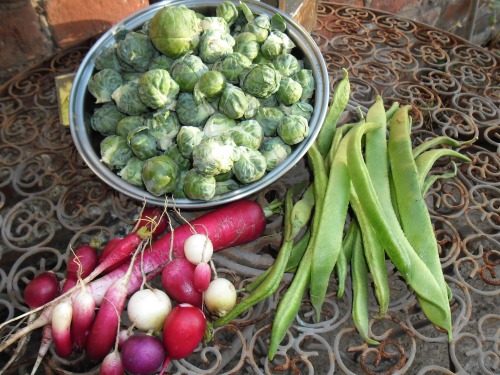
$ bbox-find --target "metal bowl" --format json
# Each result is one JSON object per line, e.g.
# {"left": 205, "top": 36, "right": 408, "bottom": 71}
{"left": 69, "top": 0, "right": 329, "bottom": 209}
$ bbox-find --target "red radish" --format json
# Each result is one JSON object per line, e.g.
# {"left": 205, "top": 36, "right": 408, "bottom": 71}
{"left": 99, "top": 238, "right": 124, "bottom": 263}
{"left": 127, "top": 289, "right": 171, "bottom": 333}
{"left": 121, "top": 333, "right": 165, "bottom": 375}
{"left": 204, "top": 278, "right": 237, "bottom": 318}
{"left": 162, "top": 304, "right": 206, "bottom": 360}
{"left": 24, "top": 272, "right": 60, "bottom": 309}
{"left": 136, "top": 206, "right": 168, "bottom": 238}
{"left": 101, "top": 351, "right": 125, "bottom": 375}
{"left": 61, "top": 244, "right": 98, "bottom": 293}
{"left": 193, "top": 263, "right": 211, "bottom": 292}
{"left": 161, "top": 258, "right": 202, "bottom": 307}
{"left": 70, "top": 287, "right": 96, "bottom": 350}
{"left": 51, "top": 301, "right": 73, "bottom": 358}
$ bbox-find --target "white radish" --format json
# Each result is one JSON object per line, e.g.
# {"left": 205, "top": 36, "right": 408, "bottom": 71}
{"left": 184, "top": 234, "right": 213, "bottom": 264}
{"left": 127, "top": 288, "right": 172, "bottom": 333}
{"left": 204, "top": 278, "right": 237, "bottom": 318}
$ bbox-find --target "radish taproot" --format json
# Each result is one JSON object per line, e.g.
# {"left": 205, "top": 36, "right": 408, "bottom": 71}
{"left": 127, "top": 288, "right": 171, "bottom": 333}
{"left": 204, "top": 278, "right": 237, "bottom": 318}
{"left": 121, "top": 333, "right": 165, "bottom": 375}
{"left": 161, "top": 258, "right": 202, "bottom": 307}
{"left": 24, "top": 272, "right": 60, "bottom": 309}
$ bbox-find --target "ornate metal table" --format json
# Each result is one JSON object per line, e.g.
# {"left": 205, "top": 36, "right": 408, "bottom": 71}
{"left": 0, "top": 2, "right": 498, "bottom": 374}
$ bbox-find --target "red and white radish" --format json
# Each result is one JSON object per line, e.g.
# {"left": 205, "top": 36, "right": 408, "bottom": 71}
{"left": 121, "top": 333, "right": 165, "bottom": 375}
{"left": 204, "top": 278, "right": 237, "bottom": 318}
{"left": 70, "top": 287, "right": 96, "bottom": 350}
{"left": 24, "top": 272, "right": 60, "bottom": 309}
{"left": 126, "top": 288, "right": 171, "bottom": 333}
{"left": 101, "top": 351, "right": 125, "bottom": 375}
{"left": 184, "top": 234, "right": 213, "bottom": 264}
{"left": 62, "top": 244, "right": 98, "bottom": 293}
{"left": 193, "top": 262, "right": 211, "bottom": 292}
{"left": 51, "top": 301, "right": 73, "bottom": 358}
{"left": 161, "top": 258, "right": 202, "bottom": 307}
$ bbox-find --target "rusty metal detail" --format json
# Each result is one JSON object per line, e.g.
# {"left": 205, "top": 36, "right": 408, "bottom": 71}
{"left": 0, "top": 2, "right": 499, "bottom": 374}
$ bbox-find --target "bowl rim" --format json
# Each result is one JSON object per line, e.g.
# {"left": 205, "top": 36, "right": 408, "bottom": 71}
{"left": 69, "top": 0, "right": 329, "bottom": 209}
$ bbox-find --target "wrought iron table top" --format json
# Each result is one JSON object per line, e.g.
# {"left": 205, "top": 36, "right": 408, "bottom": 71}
{"left": 0, "top": 2, "right": 498, "bottom": 374}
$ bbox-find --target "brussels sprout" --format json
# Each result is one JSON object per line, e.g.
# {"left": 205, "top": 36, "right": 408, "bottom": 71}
{"left": 172, "top": 169, "right": 188, "bottom": 199}
{"left": 88, "top": 69, "right": 123, "bottom": 104}
{"left": 176, "top": 125, "right": 205, "bottom": 159}
{"left": 260, "top": 31, "right": 295, "bottom": 60}
{"left": 111, "top": 81, "right": 148, "bottom": 116}
{"left": 214, "top": 170, "right": 234, "bottom": 182}
{"left": 216, "top": 1, "right": 239, "bottom": 26}
{"left": 94, "top": 44, "right": 121, "bottom": 71}
{"left": 127, "top": 126, "right": 158, "bottom": 160}
{"left": 259, "top": 137, "right": 292, "bottom": 171}
{"left": 215, "top": 179, "right": 240, "bottom": 195}
{"left": 192, "top": 136, "right": 240, "bottom": 176}
{"left": 149, "top": 5, "right": 202, "bottom": 58}
{"left": 276, "top": 77, "right": 303, "bottom": 106}
{"left": 149, "top": 55, "right": 175, "bottom": 71}
{"left": 203, "top": 113, "right": 236, "bottom": 137}
{"left": 253, "top": 53, "right": 272, "bottom": 65}
{"left": 183, "top": 169, "right": 216, "bottom": 201}
{"left": 116, "top": 31, "right": 157, "bottom": 72}
{"left": 232, "top": 147, "right": 267, "bottom": 184}
{"left": 91, "top": 102, "right": 126, "bottom": 135}
{"left": 121, "top": 72, "right": 142, "bottom": 83}
{"left": 280, "top": 102, "right": 314, "bottom": 121}
{"left": 277, "top": 115, "right": 309, "bottom": 145}
{"left": 230, "top": 119, "right": 263, "bottom": 149}
{"left": 116, "top": 115, "right": 145, "bottom": 137}
{"left": 194, "top": 70, "right": 227, "bottom": 103}
{"left": 138, "top": 69, "right": 179, "bottom": 109}
{"left": 293, "top": 69, "right": 315, "bottom": 102}
{"left": 242, "top": 14, "right": 270, "bottom": 43}
{"left": 212, "top": 52, "right": 252, "bottom": 84}
{"left": 218, "top": 84, "right": 248, "bottom": 119}
{"left": 170, "top": 54, "right": 209, "bottom": 92}
{"left": 233, "top": 32, "right": 260, "bottom": 61}
{"left": 244, "top": 94, "right": 260, "bottom": 119}
{"left": 118, "top": 157, "right": 145, "bottom": 186}
{"left": 254, "top": 106, "right": 285, "bottom": 137}
{"left": 164, "top": 143, "right": 191, "bottom": 171}
{"left": 273, "top": 53, "right": 302, "bottom": 77}
{"left": 145, "top": 109, "right": 180, "bottom": 150}
{"left": 140, "top": 19, "right": 152, "bottom": 35}
{"left": 142, "top": 155, "right": 179, "bottom": 196}
{"left": 258, "top": 94, "right": 279, "bottom": 108}
{"left": 176, "top": 92, "right": 215, "bottom": 127}
{"left": 270, "top": 13, "right": 287, "bottom": 32}
{"left": 200, "top": 17, "right": 229, "bottom": 33}
{"left": 100, "top": 135, "right": 133, "bottom": 169}
{"left": 199, "top": 30, "right": 235, "bottom": 64}
{"left": 239, "top": 64, "right": 281, "bottom": 98}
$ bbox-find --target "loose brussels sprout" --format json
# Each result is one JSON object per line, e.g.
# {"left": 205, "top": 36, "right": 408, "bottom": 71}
{"left": 88, "top": 69, "right": 123, "bottom": 104}
{"left": 244, "top": 94, "right": 260, "bottom": 119}
{"left": 192, "top": 136, "right": 240, "bottom": 176}
{"left": 118, "top": 157, "right": 145, "bottom": 186}
{"left": 258, "top": 94, "right": 279, "bottom": 108}
{"left": 276, "top": 77, "right": 303, "bottom": 106}
{"left": 214, "top": 170, "right": 234, "bottom": 182}
{"left": 200, "top": 17, "right": 229, "bottom": 33}
{"left": 91, "top": 102, "right": 126, "bottom": 135}
{"left": 216, "top": 1, "right": 239, "bottom": 26}
{"left": 94, "top": 45, "right": 121, "bottom": 71}
{"left": 116, "top": 31, "right": 157, "bottom": 72}
{"left": 176, "top": 125, "right": 205, "bottom": 159}
{"left": 293, "top": 69, "right": 315, "bottom": 102}
{"left": 111, "top": 81, "right": 148, "bottom": 116}
{"left": 172, "top": 169, "right": 188, "bottom": 199}
{"left": 194, "top": 70, "right": 227, "bottom": 103}
{"left": 116, "top": 115, "right": 145, "bottom": 137}
{"left": 198, "top": 30, "right": 235, "bottom": 64}
{"left": 230, "top": 119, "right": 263, "bottom": 150}
{"left": 270, "top": 12, "right": 287, "bottom": 32}
{"left": 254, "top": 106, "right": 285, "bottom": 137}
{"left": 149, "top": 55, "right": 175, "bottom": 71}
{"left": 215, "top": 179, "right": 240, "bottom": 195}
{"left": 145, "top": 109, "right": 180, "bottom": 150}
{"left": 242, "top": 14, "right": 270, "bottom": 43}
{"left": 164, "top": 143, "right": 191, "bottom": 171}
{"left": 138, "top": 69, "right": 179, "bottom": 109}
{"left": 203, "top": 113, "right": 236, "bottom": 137}
{"left": 142, "top": 155, "right": 179, "bottom": 196}
{"left": 277, "top": 115, "right": 310, "bottom": 145}
{"left": 212, "top": 52, "right": 252, "bottom": 84}
{"left": 253, "top": 53, "right": 272, "bottom": 65}
{"left": 232, "top": 147, "right": 267, "bottom": 184}
{"left": 259, "top": 137, "right": 292, "bottom": 171}
{"left": 100, "top": 135, "right": 133, "bottom": 169}
{"left": 170, "top": 54, "right": 209, "bottom": 92}
{"left": 233, "top": 32, "right": 260, "bottom": 61}
{"left": 121, "top": 72, "right": 142, "bottom": 83}
{"left": 127, "top": 126, "right": 159, "bottom": 160}
{"left": 280, "top": 102, "right": 314, "bottom": 121}
{"left": 183, "top": 169, "right": 216, "bottom": 201}
{"left": 239, "top": 64, "right": 281, "bottom": 98}
{"left": 260, "top": 31, "right": 295, "bottom": 60}
{"left": 149, "top": 5, "right": 202, "bottom": 58}
{"left": 218, "top": 84, "right": 249, "bottom": 120}
{"left": 176, "top": 92, "right": 215, "bottom": 127}
{"left": 273, "top": 53, "right": 302, "bottom": 77}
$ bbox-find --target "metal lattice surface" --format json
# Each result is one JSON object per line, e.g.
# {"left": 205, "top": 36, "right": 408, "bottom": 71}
{"left": 0, "top": 2, "right": 499, "bottom": 374}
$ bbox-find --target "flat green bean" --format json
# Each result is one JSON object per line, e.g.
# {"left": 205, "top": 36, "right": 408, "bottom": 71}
{"left": 336, "top": 219, "right": 357, "bottom": 298}
{"left": 412, "top": 135, "right": 476, "bottom": 159}
{"left": 421, "top": 162, "right": 458, "bottom": 195}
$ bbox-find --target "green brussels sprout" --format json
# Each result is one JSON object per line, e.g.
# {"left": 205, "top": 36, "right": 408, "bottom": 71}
{"left": 117, "top": 157, "right": 145, "bottom": 186}
{"left": 170, "top": 54, "right": 209, "bottom": 92}
{"left": 200, "top": 17, "right": 229, "bottom": 33}
{"left": 140, "top": 19, "right": 152, "bottom": 35}
{"left": 149, "top": 55, "right": 175, "bottom": 71}
{"left": 176, "top": 125, "right": 205, "bottom": 159}
{"left": 91, "top": 102, "right": 126, "bottom": 135}
{"left": 127, "top": 126, "right": 159, "bottom": 160}
{"left": 215, "top": 178, "right": 240, "bottom": 195}
{"left": 116, "top": 31, "right": 157, "bottom": 72}
{"left": 273, "top": 53, "right": 302, "bottom": 77}
{"left": 216, "top": 1, "right": 239, "bottom": 26}
{"left": 270, "top": 12, "right": 287, "bottom": 32}
{"left": 149, "top": 5, "right": 202, "bottom": 58}
{"left": 233, "top": 32, "right": 260, "bottom": 61}
{"left": 192, "top": 136, "right": 240, "bottom": 176}
{"left": 100, "top": 135, "right": 133, "bottom": 169}
{"left": 244, "top": 94, "right": 260, "bottom": 119}
{"left": 138, "top": 69, "right": 179, "bottom": 109}
{"left": 176, "top": 92, "right": 215, "bottom": 127}
{"left": 94, "top": 44, "right": 121, "bottom": 71}
{"left": 214, "top": 170, "right": 234, "bottom": 182}
{"left": 239, "top": 64, "right": 281, "bottom": 98}
{"left": 121, "top": 72, "right": 142, "bottom": 83}
{"left": 141, "top": 155, "right": 179, "bottom": 196}
{"left": 259, "top": 137, "right": 292, "bottom": 171}
{"left": 254, "top": 106, "right": 285, "bottom": 137}
{"left": 293, "top": 69, "right": 315, "bottom": 102}
{"left": 277, "top": 115, "right": 309, "bottom": 145}
{"left": 183, "top": 169, "right": 216, "bottom": 201}
{"left": 253, "top": 53, "right": 272, "bottom": 65}
{"left": 88, "top": 69, "right": 123, "bottom": 104}
{"left": 280, "top": 102, "right": 314, "bottom": 121}
{"left": 116, "top": 115, "right": 145, "bottom": 137}
{"left": 164, "top": 143, "right": 191, "bottom": 171}
{"left": 218, "top": 84, "right": 248, "bottom": 119}
{"left": 242, "top": 14, "right": 270, "bottom": 43}
{"left": 194, "top": 70, "right": 227, "bottom": 104}
{"left": 260, "top": 31, "right": 295, "bottom": 60}
{"left": 232, "top": 147, "right": 267, "bottom": 184}
{"left": 145, "top": 109, "right": 180, "bottom": 150}
{"left": 276, "top": 77, "right": 303, "bottom": 106}
{"left": 172, "top": 169, "right": 188, "bottom": 199}
{"left": 230, "top": 119, "right": 263, "bottom": 149}
{"left": 114, "top": 28, "right": 131, "bottom": 41}
{"left": 258, "top": 93, "right": 279, "bottom": 107}
{"left": 203, "top": 113, "right": 236, "bottom": 137}
{"left": 212, "top": 52, "right": 252, "bottom": 84}
{"left": 199, "top": 30, "right": 235, "bottom": 64}
{"left": 111, "top": 81, "right": 148, "bottom": 116}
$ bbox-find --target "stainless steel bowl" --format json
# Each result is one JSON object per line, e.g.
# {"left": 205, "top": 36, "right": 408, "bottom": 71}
{"left": 69, "top": 0, "right": 329, "bottom": 209}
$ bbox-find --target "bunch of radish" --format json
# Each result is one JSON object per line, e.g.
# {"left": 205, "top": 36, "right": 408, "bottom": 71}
{"left": 0, "top": 200, "right": 269, "bottom": 375}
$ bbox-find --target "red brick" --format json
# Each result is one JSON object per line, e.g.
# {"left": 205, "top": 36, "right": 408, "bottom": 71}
{"left": 44, "top": 0, "right": 149, "bottom": 48}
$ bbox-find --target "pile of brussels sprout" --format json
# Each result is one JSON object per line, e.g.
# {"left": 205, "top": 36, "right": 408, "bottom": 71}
{"left": 88, "top": 1, "right": 315, "bottom": 201}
